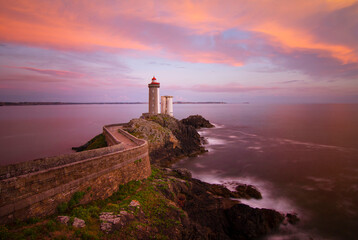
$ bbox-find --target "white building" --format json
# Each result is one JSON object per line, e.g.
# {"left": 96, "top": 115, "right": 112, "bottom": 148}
{"left": 161, "top": 96, "right": 173, "bottom": 116}
{"left": 148, "top": 76, "right": 173, "bottom": 116}
{"left": 148, "top": 76, "right": 160, "bottom": 114}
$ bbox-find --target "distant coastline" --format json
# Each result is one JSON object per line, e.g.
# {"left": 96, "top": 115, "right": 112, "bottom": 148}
{"left": 0, "top": 101, "right": 226, "bottom": 106}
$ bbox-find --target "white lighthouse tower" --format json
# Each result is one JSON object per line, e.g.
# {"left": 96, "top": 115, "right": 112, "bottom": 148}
{"left": 148, "top": 76, "right": 160, "bottom": 114}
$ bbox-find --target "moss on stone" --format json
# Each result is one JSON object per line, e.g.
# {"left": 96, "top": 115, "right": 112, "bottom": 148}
{"left": 2, "top": 168, "right": 184, "bottom": 239}
{"left": 72, "top": 134, "right": 108, "bottom": 152}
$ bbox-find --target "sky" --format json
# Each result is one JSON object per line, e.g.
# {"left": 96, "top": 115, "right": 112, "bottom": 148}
{"left": 0, "top": 0, "right": 357, "bottom": 103}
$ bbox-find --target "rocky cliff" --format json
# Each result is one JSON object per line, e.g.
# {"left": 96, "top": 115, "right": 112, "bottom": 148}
{"left": 123, "top": 114, "right": 205, "bottom": 166}
{"left": 1, "top": 167, "right": 285, "bottom": 240}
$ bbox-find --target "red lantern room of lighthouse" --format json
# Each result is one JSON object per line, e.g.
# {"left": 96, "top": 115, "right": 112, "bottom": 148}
{"left": 151, "top": 76, "right": 159, "bottom": 84}
{"left": 148, "top": 76, "right": 160, "bottom": 114}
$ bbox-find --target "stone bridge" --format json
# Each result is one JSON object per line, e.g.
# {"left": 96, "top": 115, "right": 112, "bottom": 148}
{"left": 0, "top": 124, "right": 151, "bottom": 224}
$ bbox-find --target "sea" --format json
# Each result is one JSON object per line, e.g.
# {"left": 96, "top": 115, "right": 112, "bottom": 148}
{"left": 1, "top": 103, "right": 357, "bottom": 239}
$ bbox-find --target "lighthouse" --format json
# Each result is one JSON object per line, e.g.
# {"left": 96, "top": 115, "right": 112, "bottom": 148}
{"left": 148, "top": 76, "right": 160, "bottom": 114}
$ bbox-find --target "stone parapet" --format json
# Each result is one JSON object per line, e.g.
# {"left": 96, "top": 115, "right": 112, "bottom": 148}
{"left": 0, "top": 124, "right": 151, "bottom": 224}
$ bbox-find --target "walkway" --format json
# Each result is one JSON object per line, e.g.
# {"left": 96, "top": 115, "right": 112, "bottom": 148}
{"left": 106, "top": 125, "right": 137, "bottom": 149}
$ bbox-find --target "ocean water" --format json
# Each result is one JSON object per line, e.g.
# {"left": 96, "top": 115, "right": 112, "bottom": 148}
{"left": 174, "top": 104, "right": 358, "bottom": 240}
{"left": 1, "top": 104, "right": 358, "bottom": 239}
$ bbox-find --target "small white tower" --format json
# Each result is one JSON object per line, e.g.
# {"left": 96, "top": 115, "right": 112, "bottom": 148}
{"left": 148, "top": 76, "right": 160, "bottom": 114}
{"left": 161, "top": 96, "right": 173, "bottom": 116}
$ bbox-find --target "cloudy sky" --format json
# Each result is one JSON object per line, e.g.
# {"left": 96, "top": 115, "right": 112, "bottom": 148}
{"left": 0, "top": 0, "right": 357, "bottom": 103}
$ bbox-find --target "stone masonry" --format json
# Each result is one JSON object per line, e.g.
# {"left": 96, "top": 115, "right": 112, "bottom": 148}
{"left": 0, "top": 124, "right": 151, "bottom": 224}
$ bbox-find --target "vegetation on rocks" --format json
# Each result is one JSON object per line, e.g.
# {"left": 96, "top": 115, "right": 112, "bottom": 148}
{"left": 71, "top": 114, "right": 210, "bottom": 166}
{"left": 0, "top": 167, "right": 286, "bottom": 240}
{"left": 1, "top": 114, "right": 295, "bottom": 239}
{"left": 137, "top": 114, "right": 205, "bottom": 166}
{"left": 72, "top": 134, "right": 107, "bottom": 152}
{"left": 123, "top": 118, "right": 179, "bottom": 152}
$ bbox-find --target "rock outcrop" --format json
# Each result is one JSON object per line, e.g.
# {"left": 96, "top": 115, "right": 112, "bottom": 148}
{"left": 180, "top": 115, "right": 215, "bottom": 129}
{"left": 124, "top": 114, "right": 205, "bottom": 166}
{"left": 235, "top": 184, "right": 262, "bottom": 199}
{"left": 123, "top": 118, "right": 179, "bottom": 153}
{"left": 100, "top": 211, "right": 136, "bottom": 233}
{"left": 152, "top": 168, "right": 284, "bottom": 239}
{"left": 72, "top": 217, "right": 86, "bottom": 228}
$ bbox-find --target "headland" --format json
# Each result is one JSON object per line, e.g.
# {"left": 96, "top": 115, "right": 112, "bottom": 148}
{"left": 0, "top": 114, "right": 297, "bottom": 239}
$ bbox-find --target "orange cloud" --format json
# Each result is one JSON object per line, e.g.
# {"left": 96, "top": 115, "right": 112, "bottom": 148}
{"left": 160, "top": 0, "right": 358, "bottom": 65}
{"left": 254, "top": 23, "right": 358, "bottom": 64}
{"left": 0, "top": 0, "right": 357, "bottom": 70}
{"left": 0, "top": 1, "right": 150, "bottom": 51}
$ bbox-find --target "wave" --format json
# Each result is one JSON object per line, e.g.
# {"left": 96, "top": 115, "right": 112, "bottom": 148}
{"left": 193, "top": 173, "right": 299, "bottom": 214}
{"left": 211, "top": 123, "right": 225, "bottom": 128}
{"left": 191, "top": 172, "right": 326, "bottom": 240}
{"left": 233, "top": 129, "right": 357, "bottom": 152}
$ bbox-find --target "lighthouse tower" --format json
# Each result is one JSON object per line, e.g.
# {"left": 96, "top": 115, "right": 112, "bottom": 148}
{"left": 148, "top": 76, "right": 160, "bottom": 114}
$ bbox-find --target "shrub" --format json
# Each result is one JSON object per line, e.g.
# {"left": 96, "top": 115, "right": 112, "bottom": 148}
{"left": 45, "top": 220, "right": 57, "bottom": 232}
{"left": 68, "top": 191, "right": 85, "bottom": 209}
{"left": 0, "top": 226, "right": 9, "bottom": 240}
{"left": 57, "top": 202, "right": 68, "bottom": 214}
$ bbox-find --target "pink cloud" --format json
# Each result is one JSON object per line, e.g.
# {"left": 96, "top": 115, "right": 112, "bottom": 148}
{"left": 167, "top": 83, "right": 279, "bottom": 93}
{"left": 0, "top": 0, "right": 357, "bottom": 79}
{"left": 0, "top": 74, "right": 67, "bottom": 83}
{"left": 3, "top": 66, "right": 85, "bottom": 78}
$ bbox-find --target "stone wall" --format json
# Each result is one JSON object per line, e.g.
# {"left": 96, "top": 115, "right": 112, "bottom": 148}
{"left": 0, "top": 144, "right": 125, "bottom": 180}
{"left": 103, "top": 124, "right": 121, "bottom": 146}
{"left": 0, "top": 124, "right": 151, "bottom": 224}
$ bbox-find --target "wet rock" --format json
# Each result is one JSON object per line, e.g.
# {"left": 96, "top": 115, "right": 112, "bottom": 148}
{"left": 286, "top": 212, "right": 300, "bottom": 225}
{"left": 57, "top": 216, "right": 70, "bottom": 225}
{"left": 235, "top": 184, "right": 262, "bottom": 199}
{"left": 225, "top": 204, "right": 284, "bottom": 239}
{"left": 180, "top": 115, "right": 214, "bottom": 129}
{"left": 174, "top": 168, "right": 192, "bottom": 179}
{"left": 72, "top": 217, "right": 85, "bottom": 228}
{"left": 207, "top": 183, "right": 233, "bottom": 198}
{"left": 165, "top": 173, "right": 284, "bottom": 239}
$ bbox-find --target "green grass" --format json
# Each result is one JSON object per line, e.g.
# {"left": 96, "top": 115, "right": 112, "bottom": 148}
{"left": 126, "top": 130, "right": 144, "bottom": 139}
{"left": 84, "top": 134, "right": 107, "bottom": 151}
{"left": 57, "top": 191, "right": 86, "bottom": 214}
{"left": 2, "top": 167, "right": 182, "bottom": 239}
{"left": 73, "top": 134, "right": 108, "bottom": 152}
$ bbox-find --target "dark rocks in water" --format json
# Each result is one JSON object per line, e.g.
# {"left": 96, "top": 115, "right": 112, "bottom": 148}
{"left": 122, "top": 115, "right": 283, "bottom": 238}
{"left": 206, "top": 183, "right": 234, "bottom": 198}
{"left": 180, "top": 115, "right": 214, "bottom": 129}
{"left": 235, "top": 184, "right": 263, "bottom": 199}
{"left": 162, "top": 168, "right": 284, "bottom": 239}
{"left": 225, "top": 204, "right": 284, "bottom": 239}
{"left": 188, "top": 180, "right": 263, "bottom": 200}
{"left": 173, "top": 168, "right": 192, "bottom": 179}
{"left": 286, "top": 213, "right": 300, "bottom": 225}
